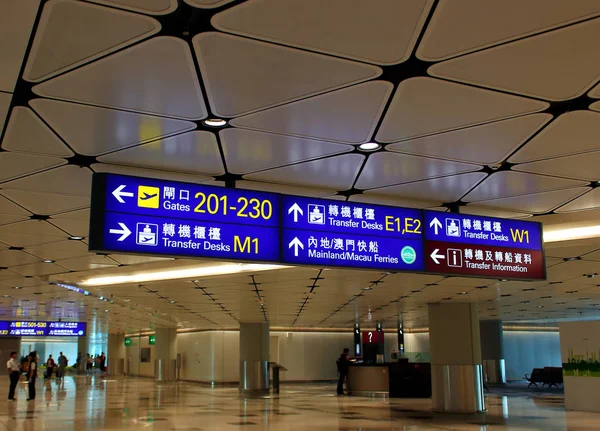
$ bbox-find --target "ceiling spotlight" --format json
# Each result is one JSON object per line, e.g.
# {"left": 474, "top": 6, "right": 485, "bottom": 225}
{"left": 43, "top": 260, "right": 54, "bottom": 264}
{"left": 203, "top": 118, "right": 227, "bottom": 127}
{"left": 358, "top": 142, "right": 381, "bottom": 152}
{"left": 69, "top": 236, "right": 84, "bottom": 241}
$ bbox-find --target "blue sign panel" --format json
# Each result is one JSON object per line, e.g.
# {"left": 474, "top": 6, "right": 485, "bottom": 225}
{"left": 90, "top": 174, "right": 281, "bottom": 263}
{"left": 101, "top": 212, "right": 279, "bottom": 262}
{"left": 0, "top": 321, "right": 86, "bottom": 337}
{"left": 423, "top": 211, "right": 543, "bottom": 251}
{"left": 281, "top": 196, "right": 425, "bottom": 271}
{"left": 282, "top": 196, "right": 422, "bottom": 239}
{"left": 282, "top": 229, "right": 424, "bottom": 271}
{"left": 104, "top": 174, "right": 278, "bottom": 227}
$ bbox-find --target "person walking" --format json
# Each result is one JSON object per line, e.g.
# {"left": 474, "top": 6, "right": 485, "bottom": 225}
{"left": 337, "top": 348, "right": 350, "bottom": 395}
{"left": 27, "top": 351, "right": 38, "bottom": 401}
{"left": 7, "top": 351, "right": 20, "bottom": 401}
{"left": 100, "top": 352, "right": 106, "bottom": 373}
{"left": 57, "top": 352, "right": 68, "bottom": 380}
{"left": 86, "top": 354, "right": 93, "bottom": 374}
{"left": 45, "top": 355, "right": 56, "bottom": 380}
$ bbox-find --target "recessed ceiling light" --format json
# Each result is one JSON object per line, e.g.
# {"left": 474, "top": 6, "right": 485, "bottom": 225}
{"left": 13, "top": 286, "right": 21, "bottom": 290}
{"left": 203, "top": 118, "right": 227, "bottom": 127}
{"left": 358, "top": 142, "right": 381, "bottom": 152}
{"left": 69, "top": 236, "right": 84, "bottom": 241}
{"left": 43, "top": 260, "right": 54, "bottom": 263}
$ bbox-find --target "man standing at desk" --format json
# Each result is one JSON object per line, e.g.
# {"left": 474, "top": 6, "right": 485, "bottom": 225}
{"left": 337, "top": 348, "right": 350, "bottom": 395}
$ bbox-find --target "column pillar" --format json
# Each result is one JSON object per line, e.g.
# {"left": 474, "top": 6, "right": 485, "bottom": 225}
{"left": 480, "top": 320, "right": 506, "bottom": 384}
{"left": 429, "top": 302, "right": 485, "bottom": 413}
{"left": 239, "top": 322, "right": 269, "bottom": 395}
{"left": 107, "top": 334, "right": 125, "bottom": 376}
{"left": 154, "top": 328, "right": 177, "bottom": 382}
{"left": 77, "top": 336, "right": 89, "bottom": 374}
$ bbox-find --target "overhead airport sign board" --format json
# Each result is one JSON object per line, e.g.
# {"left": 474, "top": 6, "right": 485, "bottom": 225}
{"left": 0, "top": 321, "right": 86, "bottom": 337}
{"left": 90, "top": 174, "right": 546, "bottom": 281}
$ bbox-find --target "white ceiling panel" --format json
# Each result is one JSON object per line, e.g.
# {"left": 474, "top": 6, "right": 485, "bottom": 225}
{"left": 590, "top": 101, "right": 600, "bottom": 112}
{"left": 376, "top": 78, "right": 548, "bottom": 143}
{"left": 194, "top": 32, "right": 381, "bottom": 117}
{"left": 355, "top": 152, "right": 480, "bottom": 190}
{"left": 0, "top": 194, "right": 30, "bottom": 216}
{"left": 213, "top": 0, "right": 433, "bottom": 65}
{"left": 429, "top": 18, "right": 600, "bottom": 101}
{"left": 24, "top": 0, "right": 160, "bottom": 82}
{"left": 464, "top": 171, "right": 588, "bottom": 202}
{"left": 349, "top": 194, "right": 439, "bottom": 209}
{"left": 418, "top": 0, "right": 600, "bottom": 61}
{"left": 10, "top": 262, "right": 68, "bottom": 277}
{"left": 25, "top": 240, "right": 90, "bottom": 261}
{"left": 461, "top": 206, "right": 532, "bottom": 220}
{"left": 185, "top": 0, "right": 235, "bottom": 8}
{"left": 91, "top": 163, "right": 214, "bottom": 184}
{"left": 0, "top": 152, "right": 66, "bottom": 183}
{"left": 362, "top": 172, "right": 486, "bottom": 203}
{"left": 244, "top": 154, "right": 364, "bottom": 190}
{"left": 590, "top": 83, "right": 600, "bottom": 98}
{"left": 85, "top": 0, "right": 177, "bottom": 15}
{"left": 473, "top": 187, "right": 590, "bottom": 214}
{"left": 2, "top": 165, "right": 93, "bottom": 197}
{"left": 51, "top": 208, "right": 90, "bottom": 221}
{"left": 1, "top": 107, "right": 73, "bottom": 157}
{"left": 230, "top": 81, "right": 393, "bottom": 144}
{"left": 0, "top": 190, "right": 88, "bottom": 216}
{"left": 98, "top": 131, "right": 224, "bottom": 176}
{"left": 0, "top": 250, "right": 41, "bottom": 267}
{"left": 221, "top": 129, "right": 352, "bottom": 175}
{"left": 509, "top": 111, "right": 600, "bottom": 163}
{"left": 33, "top": 37, "right": 207, "bottom": 120}
{"left": 0, "top": 0, "right": 39, "bottom": 91}
{"left": 56, "top": 255, "right": 118, "bottom": 271}
{"left": 546, "top": 242, "right": 600, "bottom": 259}
{"left": 555, "top": 188, "right": 600, "bottom": 213}
{"left": 514, "top": 151, "right": 600, "bottom": 182}
{"left": 30, "top": 99, "right": 195, "bottom": 156}
{"left": 49, "top": 218, "right": 89, "bottom": 237}
{"left": 236, "top": 181, "right": 336, "bottom": 198}
{"left": 386, "top": 114, "right": 551, "bottom": 165}
{"left": 0, "top": 220, "right": 65, "bottom": 237}
{"left": 0, "top": 93, "right": 10, "bottom": 135}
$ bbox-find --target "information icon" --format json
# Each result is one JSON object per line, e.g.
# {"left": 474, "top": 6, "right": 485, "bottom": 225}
{"left": 447, "top": 248, "right": 463, "bottom": 267}
{"left": 136, "top": 223, "right": 158, "bottom": 246}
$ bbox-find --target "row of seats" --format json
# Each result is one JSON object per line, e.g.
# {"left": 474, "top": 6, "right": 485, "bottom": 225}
{"left": 525, "top": 367, "right": 563, "bottom": 388}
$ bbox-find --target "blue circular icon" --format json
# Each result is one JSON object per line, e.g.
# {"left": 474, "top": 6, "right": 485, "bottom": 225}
{"left": 401, "top": 246, "right": 416, "bottom": 264}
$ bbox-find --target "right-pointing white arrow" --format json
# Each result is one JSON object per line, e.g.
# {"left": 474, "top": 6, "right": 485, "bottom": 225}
{"left": 429, "top": 217, "right": 442, "bottom": 235}
{"left": 112, "top": 185, "right": 134, "bottom": 204}
{"left": 288, "top": 237, "right": 304, "bottom": 257}
{"left": 109, "top": 223, "right": 132, "bottom": 242}
{"left": 288, "top": 203, "right": 303, "bottom": 223}
{"left": 430, "top": 248, "right": 445, "bottom": 265}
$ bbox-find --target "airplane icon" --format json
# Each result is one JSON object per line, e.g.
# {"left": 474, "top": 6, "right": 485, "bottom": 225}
{"left": 140, "top": 192, "right": 158, "bottom": 200}
{"left": 137, "top": 186, "right": 160, "bottom": 208}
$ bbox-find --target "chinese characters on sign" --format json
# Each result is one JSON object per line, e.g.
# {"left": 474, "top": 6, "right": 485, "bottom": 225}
{"left": 0, "top": 321, "right": 86, "bottom": 337}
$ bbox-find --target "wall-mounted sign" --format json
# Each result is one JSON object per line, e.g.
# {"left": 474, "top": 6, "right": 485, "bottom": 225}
{"left": 89, "top": 174, "right": 546, "bottom": 281}
{"left": 0, "top": 321, "right": 86, "bottom": 337}
{"left": 362, "top": 330, "right": 384, "bottom": 345}
{"left": 149, "top": 335, "right": 156, "bottom": 345}
{"left": 124, "top": 337, "right": 131, "bottom": 347}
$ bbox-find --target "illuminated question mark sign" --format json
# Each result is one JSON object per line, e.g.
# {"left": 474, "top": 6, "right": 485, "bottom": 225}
{"left": 368, "top": 332, "right": 373, "bottom": 343}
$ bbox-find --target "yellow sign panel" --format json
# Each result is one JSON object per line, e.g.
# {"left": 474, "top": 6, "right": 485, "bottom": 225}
{"left": 137, "top": 186, "right": 160, "bottom": 209}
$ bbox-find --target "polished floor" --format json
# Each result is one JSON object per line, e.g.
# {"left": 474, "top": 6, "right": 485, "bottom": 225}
{"left": 0, "top": 377, "right": 599, "bottom": 430}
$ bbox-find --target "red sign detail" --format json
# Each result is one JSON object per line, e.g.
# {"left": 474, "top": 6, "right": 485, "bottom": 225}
{"left": 362, "top": 330, "right": 384, "bottom": 344}
{"left": 425, "top": 241, "right": 545, "bottom": 280}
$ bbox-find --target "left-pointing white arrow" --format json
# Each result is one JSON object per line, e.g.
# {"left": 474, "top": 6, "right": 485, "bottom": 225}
{"left": 112, "top": 185, "right": 134, "bottom": 203}
{"left": 109, "top": 223, "right": 131, "bottom": 241}
{"left": 288, "top": 237, "right": 304, "bottom": 257}
{"left": 430, "top": 248, "right": 445, "bottom": 265}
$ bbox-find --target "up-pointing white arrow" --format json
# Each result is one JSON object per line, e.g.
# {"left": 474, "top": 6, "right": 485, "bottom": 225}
{"left": 288, "top": 203, "right": 303, "bottom": 222}
{"left": 430, "top": 249, "right": 445, "bottom": 265}
{"left": 109, "top": 223, "right": 132, "bottom": 241}
{"left": 288, "top": 237, "right": 304, "bottom": 257}
{"left": 429, "top": 217, "right": 442, "bottom": 235}
{"left": 112, "top": 185, "right": 134, "bottom": 204}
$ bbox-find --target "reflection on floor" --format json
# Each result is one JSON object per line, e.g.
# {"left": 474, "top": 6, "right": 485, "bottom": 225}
{"left": 0, "top": 377, "right": 599, "bottom": 430}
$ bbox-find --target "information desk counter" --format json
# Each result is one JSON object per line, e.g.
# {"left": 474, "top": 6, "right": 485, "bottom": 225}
{"left": 347, "top": 362, "right": 431, "bottom": 398}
